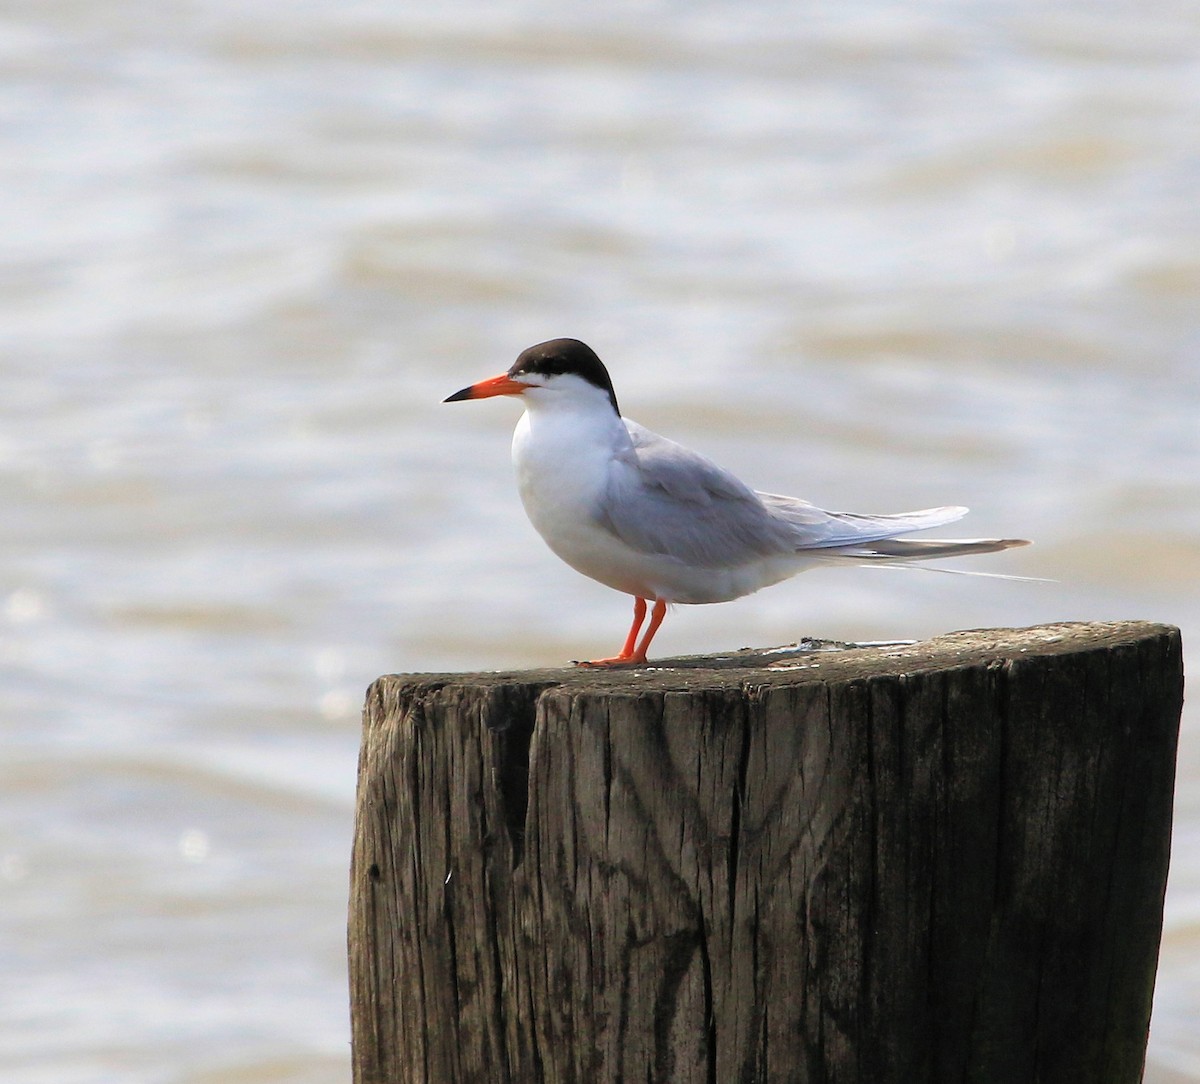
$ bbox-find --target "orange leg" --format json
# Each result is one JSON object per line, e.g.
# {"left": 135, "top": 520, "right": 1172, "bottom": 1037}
{"left": 630, "top": 598, "right": 667, "bottom": 662}
{"left": 619, "top": 597, "right": 648, "bottom": 658}
{"left": 577, "top": 597, "right": 667, "bottom": 667}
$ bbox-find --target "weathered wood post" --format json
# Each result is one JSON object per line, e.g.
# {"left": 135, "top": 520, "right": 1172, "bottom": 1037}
{"left": 349, "top": 621, "right": 1182, "bottom": 1084}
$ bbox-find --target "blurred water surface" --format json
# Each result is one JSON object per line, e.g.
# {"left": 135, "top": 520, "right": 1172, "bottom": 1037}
{"left": 2, "top": 2, "right": 1199, "bottom": 1080}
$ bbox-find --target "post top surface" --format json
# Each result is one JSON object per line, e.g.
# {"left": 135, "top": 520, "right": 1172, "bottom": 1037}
{"left": 378, "top": 621, "right": 1180, "bottom": 696}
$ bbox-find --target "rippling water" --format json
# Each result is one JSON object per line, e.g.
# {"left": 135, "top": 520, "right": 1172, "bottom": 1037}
{"left": 3, "top": 2, "right": 1199, "bottom": 1080}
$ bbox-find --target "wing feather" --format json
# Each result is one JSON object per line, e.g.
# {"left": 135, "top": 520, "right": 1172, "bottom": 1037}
{"left": 758, "top": 494, "right": 970, "bottom": 548}
{"left": 595, "top": 421, "right": 991, "bottom": 568}
{"left": 595, "top": 423, "right": 793, "bottom": 567}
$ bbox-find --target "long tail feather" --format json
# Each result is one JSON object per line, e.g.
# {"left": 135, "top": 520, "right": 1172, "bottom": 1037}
{"left": 811, "top": 536, "right": 1043, "bottom": 580}
{"left": 824, "top": 537, "right": 1031, "bottom": 561}
{"left": 860, "top": 562, "right": 1052, "bottom": 583}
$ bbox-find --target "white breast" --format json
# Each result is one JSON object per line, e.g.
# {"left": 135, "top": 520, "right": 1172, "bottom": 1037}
{"left": 511, "top": 404, "right": 651, "bottom": 593}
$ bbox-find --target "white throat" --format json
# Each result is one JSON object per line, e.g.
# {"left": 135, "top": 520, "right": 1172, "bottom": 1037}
{"left": 512, "top": 395, "right": 629, "bottom": 516}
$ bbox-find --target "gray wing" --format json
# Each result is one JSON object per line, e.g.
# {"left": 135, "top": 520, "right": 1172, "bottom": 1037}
{"left": 596, "top": 421, "right": 974, "bottom": 568}
{"left": 595, "top": 422, "right": 796, "bottom": 568}
{"left": 758, "top": 493, "right": 970, "bottom": 547}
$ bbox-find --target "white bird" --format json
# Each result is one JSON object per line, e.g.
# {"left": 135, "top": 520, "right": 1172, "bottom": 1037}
{"left": 445, "top": 338, "right": 1029, "bottom": 667}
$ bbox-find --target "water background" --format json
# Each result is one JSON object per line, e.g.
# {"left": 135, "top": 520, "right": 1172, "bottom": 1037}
{"left": 2, "top": 2, "right": 1199, "bottom": 1080}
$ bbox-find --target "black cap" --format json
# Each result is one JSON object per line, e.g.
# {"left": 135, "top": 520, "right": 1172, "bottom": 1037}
{"left": 509, "top": 339, "right": 620, "bottom": 415}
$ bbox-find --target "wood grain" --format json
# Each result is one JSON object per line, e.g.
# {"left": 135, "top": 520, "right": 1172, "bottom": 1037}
{"left": 349, "top": 621, "right": 1183, "bottom": 1084}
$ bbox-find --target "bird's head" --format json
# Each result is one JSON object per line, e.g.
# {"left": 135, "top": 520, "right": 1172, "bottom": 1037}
{"left": 444, "top": 338, "right": 620, "bottom": 416}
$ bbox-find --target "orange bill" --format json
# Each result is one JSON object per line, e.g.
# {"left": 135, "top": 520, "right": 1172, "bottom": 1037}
{"left": 444, "top": 373, "right": 526, "bottom": 402}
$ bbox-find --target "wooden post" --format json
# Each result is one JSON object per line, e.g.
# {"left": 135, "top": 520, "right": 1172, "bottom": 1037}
{"left": 348, "top": 621, "right": 1183, "bottom": 1084}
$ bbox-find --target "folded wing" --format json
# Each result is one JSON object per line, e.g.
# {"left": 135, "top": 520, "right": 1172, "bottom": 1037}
{"left": 595, "top": 422, "right": 1020, "bottom": 569}
{"left": 595, "top": 423, "right": 794, "bottom": 568}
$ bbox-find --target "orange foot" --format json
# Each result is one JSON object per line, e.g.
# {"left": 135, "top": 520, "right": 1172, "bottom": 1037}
{"left": 574, "top": 598, "right": 666, "bottom": 669}
{"left": 574, "top": 653, "right": 647, "bottom": 669}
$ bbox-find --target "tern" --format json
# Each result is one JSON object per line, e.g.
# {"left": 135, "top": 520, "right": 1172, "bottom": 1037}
{"left": 445, "top": 338, "right": 1028, "bottom": 667}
